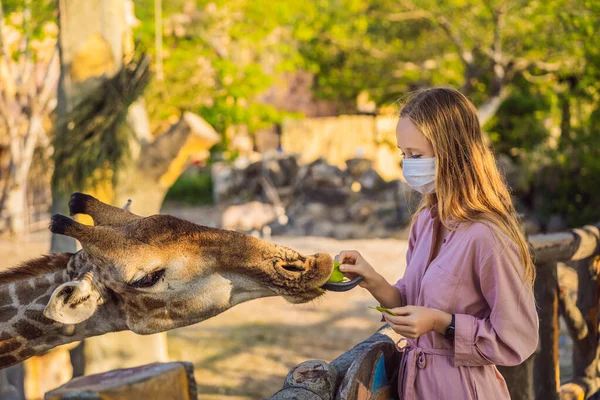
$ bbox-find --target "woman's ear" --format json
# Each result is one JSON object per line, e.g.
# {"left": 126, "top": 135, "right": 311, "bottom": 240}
{"left": 43, "top": 279, "right": 101, "bottom": 324}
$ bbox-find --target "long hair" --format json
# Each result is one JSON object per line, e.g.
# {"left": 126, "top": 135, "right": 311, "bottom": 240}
{"left": 399, "top": 87, "right": 535, "bottom": 287}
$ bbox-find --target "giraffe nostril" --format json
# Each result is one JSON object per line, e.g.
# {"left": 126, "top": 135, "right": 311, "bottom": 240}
{"left": 282, "top": 265, "right": 305, "bottom": 273}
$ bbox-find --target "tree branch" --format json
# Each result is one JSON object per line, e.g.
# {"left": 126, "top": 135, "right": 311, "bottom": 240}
{"left": 38, "top": 45, "right": 60, "bottom": 111}
{"left": 436, "top": 15, "right": 474, "bottom": 65}
{"left": 477, "top": 87, "right": 510, "bottom": 127}
{"left": 0, "top": 1, "right": 16, "bottom": 97}
{"left": 396, "top": 0, "right": 474, "bottom": 66}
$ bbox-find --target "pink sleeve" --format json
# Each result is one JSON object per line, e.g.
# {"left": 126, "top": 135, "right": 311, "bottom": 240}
{"left": 392, "top": 213, "right": 420, "bottom": 303}
{"left": 454, "top": 241, "right": 539, "bottom": 367}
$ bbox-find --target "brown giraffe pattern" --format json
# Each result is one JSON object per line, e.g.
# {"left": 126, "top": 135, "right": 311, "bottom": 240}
{"left": 0, "top": 193, "right": 333, "bottom": 369}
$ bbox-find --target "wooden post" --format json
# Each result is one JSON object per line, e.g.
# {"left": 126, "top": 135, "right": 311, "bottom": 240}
{"left": 534, "top": 261, "right": 560, "bottom": 400}
{"left": 559, "top": 257, "right": 600, "bottom": 398}
{"left": 498, "top": 355, "right": 535, "bottom": 400}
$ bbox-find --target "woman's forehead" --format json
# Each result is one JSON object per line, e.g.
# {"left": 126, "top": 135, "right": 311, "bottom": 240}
{"left": 396, "top": 117, "right": 430, "bottom": 152}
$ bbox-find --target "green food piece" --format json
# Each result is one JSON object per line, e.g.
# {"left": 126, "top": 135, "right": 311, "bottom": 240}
{"left": 327, "top": 261, "right": 345, "bottom": 283}
{"left": 369, "top": 306, "right": 399, "bottom": 316}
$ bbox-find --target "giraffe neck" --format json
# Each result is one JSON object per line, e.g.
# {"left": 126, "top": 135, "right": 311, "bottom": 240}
{"left": 0, "top": 265, "right": 125, "bottom": 369}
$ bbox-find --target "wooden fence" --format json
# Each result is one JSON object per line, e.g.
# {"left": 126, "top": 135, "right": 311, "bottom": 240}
{"left": 271, "top": 222, "right": 600, "bottom": 400}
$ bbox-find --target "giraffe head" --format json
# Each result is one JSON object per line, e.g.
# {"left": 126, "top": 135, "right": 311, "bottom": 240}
{"left": 44, "top": 193, "right": 333, "bottom": 334}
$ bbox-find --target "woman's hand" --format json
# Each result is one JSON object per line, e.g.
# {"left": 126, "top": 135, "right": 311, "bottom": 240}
{"left": 383, "top": 306, "right": 452, "bottom": 339}
{"left": 334, "top": 250, "right": 381, "bottom": 290}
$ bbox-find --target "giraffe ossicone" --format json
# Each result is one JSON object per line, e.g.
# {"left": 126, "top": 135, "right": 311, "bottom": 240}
{"left": 0, "top": 193, "right": 335, "bottom": 369}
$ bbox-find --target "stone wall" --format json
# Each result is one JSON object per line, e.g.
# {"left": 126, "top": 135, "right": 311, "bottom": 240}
{"left": 281, "top": 115, "right": 403, "bottom": 181}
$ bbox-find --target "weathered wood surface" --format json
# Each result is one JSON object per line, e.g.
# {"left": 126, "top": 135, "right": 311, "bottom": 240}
{"left": 529, "top": 224, "right": 600, "bottom": 265}
{"left": 269, "top": 326, "right": 401, "bottom": 400}
{"left": 534, "top": 261, "right": 560, "bottom": 400}
{"left": 558, "top": 257, "right": 600, "bottom": 399}
{"left": 270, "top": 360, "right": 336, "bottom": 400}
{"left": 44, "top": 362, "right": 197, "bottom": 400}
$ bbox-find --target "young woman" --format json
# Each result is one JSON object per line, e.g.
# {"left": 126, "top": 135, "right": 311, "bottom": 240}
{"left": 336, "top": 87, "right": 539, "bottom": 399}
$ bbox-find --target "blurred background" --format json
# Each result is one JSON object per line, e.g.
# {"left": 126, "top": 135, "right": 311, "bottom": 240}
{"left": 0, "top": 0, "right": 598, "bottom": 399}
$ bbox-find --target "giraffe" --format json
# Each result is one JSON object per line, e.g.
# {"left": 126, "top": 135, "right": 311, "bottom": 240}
{"left": 0, "top": 193, "right": 334, "bottom": 370}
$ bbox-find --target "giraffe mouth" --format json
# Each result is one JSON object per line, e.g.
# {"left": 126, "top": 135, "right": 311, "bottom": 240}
{"left": 283, "top": 287, "right": 327, "bottom": 304}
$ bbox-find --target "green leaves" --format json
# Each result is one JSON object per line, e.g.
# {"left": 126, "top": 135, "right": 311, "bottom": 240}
{"left": 327, "top": 261, "right": 345, "bottom": 283}
{"left": 369, "top": 306, "right": 399, "bottom": 316}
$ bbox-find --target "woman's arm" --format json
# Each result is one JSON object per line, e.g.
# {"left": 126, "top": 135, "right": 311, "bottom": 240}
{"left": 453, "top": 242, "right": 539, "bottom": 367}
{"left": 335, "top": 251, "right": 404, "bottom": 308}
{"left": 360, "top": 219, "right": 424, "bottom": 310}
{"left": 367, "top": 274, "right": 405, "bottom": 309}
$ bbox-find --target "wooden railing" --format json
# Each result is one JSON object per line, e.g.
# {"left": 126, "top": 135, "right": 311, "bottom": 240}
{"left": 271, "top": 222, "right": 600, "bottom": 400}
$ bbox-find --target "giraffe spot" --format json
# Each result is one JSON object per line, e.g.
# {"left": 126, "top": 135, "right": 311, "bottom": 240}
{"left": 45, "top": 335, "right": 61, "bottom": 343}
{"left": 14, "top": 320, "right": 45, "bottom": 341}
{"left": 0, "top": 355, "right": 17, "bottom": 367}
{"left": 0, "top": 339, "right": 21, "bottom": 354}
{"left": 18, "top": 348, "right": 37, "bottom": 359}
{"left": 24, "top": 310, "right": 55, "bottom": 325}
{"left": 172, "top": 301, "right": 188, "bottom": 310}
{"left": 17, "top": 287, "right": 42, "bottom": 307}
{"left": 0, "top": 289, "right": 11, "bottom": 306}
{"left": 142, "top": 297, "right": 167, "bottom": 310}
{"left": 36, "top": 294, "right": 52, "bottom": 306}
{"left": 0, "top": 332, "right": 10, "bottom": 341}
{"left": 0, "top": 306, "right": 18, "bottom": 322}
{"left": 126, "top": 301, "right": 146, "bottom": 313}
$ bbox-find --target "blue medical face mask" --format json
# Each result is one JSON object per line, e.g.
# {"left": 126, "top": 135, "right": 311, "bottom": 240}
{"left": 402, "top": 157, "right": 436, "bottom": 194}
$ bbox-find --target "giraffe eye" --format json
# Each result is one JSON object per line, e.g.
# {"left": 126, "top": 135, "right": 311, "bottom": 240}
{"left": 129, "top": 269, "right": 166, "bottom": 288}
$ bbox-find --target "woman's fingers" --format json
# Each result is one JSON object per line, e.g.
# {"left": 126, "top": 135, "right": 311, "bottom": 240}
{"left": 388, "top": 323, "right": 417, "bottom": 337}
{"left": 337, "top": 250, "right": 360, "bottom": 265}
{"left": 390, "top": 307, "right": 411, "bottom": 316}
{"left": 384, "top": 314, "right": 412, "bottom": 326}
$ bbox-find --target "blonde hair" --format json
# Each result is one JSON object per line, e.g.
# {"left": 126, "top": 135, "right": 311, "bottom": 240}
{"left": 399, "top": 87, "right": 535, "bottom": 287}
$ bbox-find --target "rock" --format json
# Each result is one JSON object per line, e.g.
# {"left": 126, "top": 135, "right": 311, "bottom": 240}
{"left": 312, "top": 221, "right": 336, "bottom": 237}
{"left": 330, "top": 207, "right": 349, "bottom": 223}
{"left": 211, "top": 161, "right": 260, "bottom": 204}
{"left": 262, "top": 153, "right": 299, "bottom": 187}
{"left": 293, "top": 215, "right": 315, "bottom": 236}
{"left": 310, "top": 163, "right": 345, "bottom": 188}
{"left": 357, "top": 168, "right": 386, "bottom": 192}
{"left": 333, "top": 224, "right": 365, "bottom": 240}
{"left": 300, "top": 187, "right": 350, "bottom": 206}
{"left": 348, "top": 200, "right": 376, "bottom": 223}
{"left": 305, "top": 203, "right": 331, "bottom": 220}
{"left": 346, "top": 158, "right": 373, "bottom": 178}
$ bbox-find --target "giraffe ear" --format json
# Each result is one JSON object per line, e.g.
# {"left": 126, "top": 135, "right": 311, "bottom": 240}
{"left": 43, "top": 280, "right": 100, "bottom": 324}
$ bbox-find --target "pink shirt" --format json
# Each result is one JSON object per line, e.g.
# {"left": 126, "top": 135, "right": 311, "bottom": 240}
{"left": 392, "top": 208, "right": 539, "bottom": 399}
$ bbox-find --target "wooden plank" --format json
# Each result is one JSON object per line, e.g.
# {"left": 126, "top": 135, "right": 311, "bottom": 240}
{"left": 44, "top": 362, "right": 197, "bottom": 400}
{"left": 559, "top": 257, "right": 600, "bottom": 399}
{"left": 529, "top": 224, "right": 600, "bottom": 265}
{"left": 534, "top": 261, "right": 560, "bottom": 400}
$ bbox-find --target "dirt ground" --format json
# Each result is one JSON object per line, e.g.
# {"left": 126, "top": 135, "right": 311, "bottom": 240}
{"left": 0, "top": 204, "right": 573, "bottom": 399}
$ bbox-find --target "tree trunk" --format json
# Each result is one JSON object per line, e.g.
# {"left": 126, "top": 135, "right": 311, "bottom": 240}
{"left": 4, "top": 179, "right": 27, "bottom": 235}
